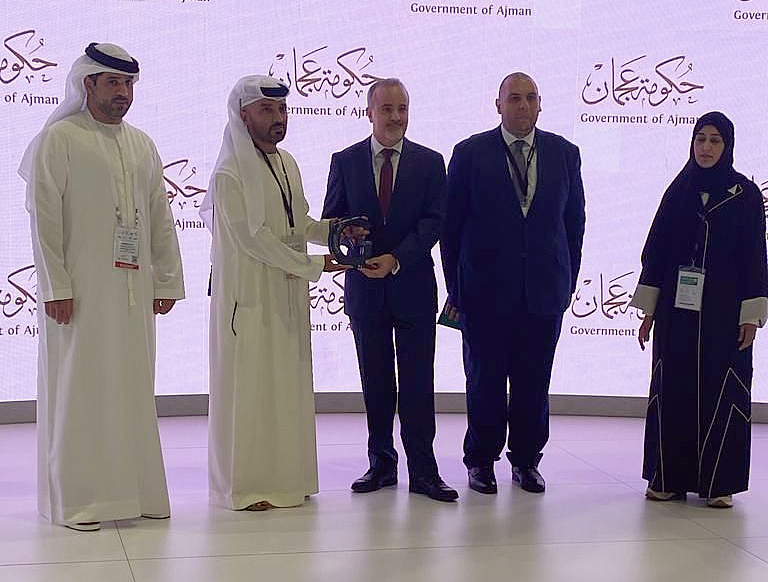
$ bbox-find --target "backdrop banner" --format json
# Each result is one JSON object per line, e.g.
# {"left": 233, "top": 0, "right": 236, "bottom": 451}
{"left": 1, "top": 0, "right": 766, "bottom": 400}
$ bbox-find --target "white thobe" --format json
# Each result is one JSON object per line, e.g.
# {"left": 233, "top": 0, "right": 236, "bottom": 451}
{"left": 29, "top": 111, "right": 185, "bottom": 525}
{"left": 208, "top": 150, "right": 329, "bottom": 509}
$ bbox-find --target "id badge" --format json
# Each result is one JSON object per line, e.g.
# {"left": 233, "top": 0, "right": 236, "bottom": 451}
{"left": 114, "top": 226, "right": 140, "bottom": 270}
{"left": 282, "top": 232, "right": 305, "bottom": 252}
{"left": 674, "top": 266, "right": 705, "bottom": 311}
{"left": 282, "top": 232, "right": 306, "bottom": 279}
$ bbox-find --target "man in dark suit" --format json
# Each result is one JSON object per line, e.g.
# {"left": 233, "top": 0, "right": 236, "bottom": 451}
{"left": 322, "top": 78, "right": 457, "bottom": 502}
{"left": 441, "top": 72, "right": 586, "bottom": 495}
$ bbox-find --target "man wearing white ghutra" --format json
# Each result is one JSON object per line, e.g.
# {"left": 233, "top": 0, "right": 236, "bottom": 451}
{"left": 201, "top": 76, "right": 347, "bottom": 511}
{"left": 19, "top": 43, "right": 185, "bottom": 531}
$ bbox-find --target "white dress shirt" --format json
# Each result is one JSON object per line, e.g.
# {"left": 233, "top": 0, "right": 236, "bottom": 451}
{"left": 501, "top": 125, "right": 538, "bottom": 217}
{"left": 371, "top": 135, "right": 403, "bottom": 192}
{"left": 370, "top": 135, "right": 404, "bottom": 275}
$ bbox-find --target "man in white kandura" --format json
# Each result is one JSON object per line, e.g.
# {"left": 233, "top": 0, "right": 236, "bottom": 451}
{"left": 18, "top": 43, "right": 185, "bottom": 532}
{"left": 201, "top": 75, "right": 347, "bottom": 511}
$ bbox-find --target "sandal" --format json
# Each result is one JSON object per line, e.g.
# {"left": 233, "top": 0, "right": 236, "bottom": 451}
{"left": 244, "top": 501, "right": 274, "bottom": 511}
{"left": 707, "top": 495, "right": 733, "bottom": 508}
{"left": 645, "top": 487, "right": 685, "bottom": 501}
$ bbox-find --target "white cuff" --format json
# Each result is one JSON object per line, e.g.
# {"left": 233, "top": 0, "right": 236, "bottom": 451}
{"left": 307, "top": 255, "right": 326, "bottom": 283}
{"left": 153, "top": 286, "right": 185, "bottom": 300}
{"left": 740, "top": 297, "right": 768, "bottom": 327}
{"left": 40, "top": 288, "right": 73, "bottom": 303}
{"left": 390, "top": 257, "right": 400, "bottom": 276}
{"left": 629, "top": 284, "right": 660, "bottom": 316}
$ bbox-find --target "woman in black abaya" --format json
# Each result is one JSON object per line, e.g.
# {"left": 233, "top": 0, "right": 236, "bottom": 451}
{"left": 630, "top": 111, "right": 768, "bottom": 508}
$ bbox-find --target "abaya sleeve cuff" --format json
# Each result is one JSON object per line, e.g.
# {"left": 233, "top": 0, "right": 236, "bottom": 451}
{"left": 40, "top": 288, "right": 73, "bottom": 303}
{"left": 739, "top": 297, "right": 768, "bottom": 327}
{"left": 629, "top": 284, "right": 660, "bottom": 316}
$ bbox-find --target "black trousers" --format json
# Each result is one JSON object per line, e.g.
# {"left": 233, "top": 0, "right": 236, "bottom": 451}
{"left": 462, "top": 308, "right": 563, "bottom": 469}
{"left": 350, "top": 311, "right": 438, "bottom": 479}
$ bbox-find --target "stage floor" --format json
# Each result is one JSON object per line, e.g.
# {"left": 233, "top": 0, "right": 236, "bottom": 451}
{"left": 2, "top": 414, "right": 768, "bottom": 581}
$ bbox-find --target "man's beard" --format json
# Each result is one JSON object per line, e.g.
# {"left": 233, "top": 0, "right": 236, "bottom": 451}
{"left": 268, "top": 123, "right": 286, "bottom": 143}
{"left": 97, "top": 98, "right": 130, "bottom": 119}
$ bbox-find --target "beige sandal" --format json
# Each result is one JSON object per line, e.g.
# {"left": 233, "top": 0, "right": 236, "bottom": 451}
{"left": 707, "top": 495, "right": 733, "bottom": 508}
{"left": 645, "top": 487, "right": 685, "bottom": 501}
{"left": 244, "top": 501, "right": 274, "bottom": 511}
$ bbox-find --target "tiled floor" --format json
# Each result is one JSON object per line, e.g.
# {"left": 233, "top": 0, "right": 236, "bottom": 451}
{"left": 2, "top": 414, "right": 768, "bottom": 581}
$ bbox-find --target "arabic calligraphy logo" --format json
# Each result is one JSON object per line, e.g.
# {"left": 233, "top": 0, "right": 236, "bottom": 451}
{"left": 309, "top": 270, "right": 345, "bottom": 315}
{"left": 164, "top": 158, "right": 206, "bottom": 210}
{"left": 581, "top": 55, "right": 703, "bottom": 108}
{"left": 268, "top": 46, "right": 385, "bottom": 100}
{"left": 571, "top": 271, "right": 642, "bottom": 321}
{"left": 0, "top": 29, "right": 57, "bottom": 86}
{"left": 1, "top": 265, "right": 37, "bottom": 319}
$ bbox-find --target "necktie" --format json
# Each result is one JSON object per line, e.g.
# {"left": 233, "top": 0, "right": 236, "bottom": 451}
{"left": 512, "top": 139, "right": 528, "bottom": 205}
{"left": 379, "top": 148, "right": 394, "bottom": 217}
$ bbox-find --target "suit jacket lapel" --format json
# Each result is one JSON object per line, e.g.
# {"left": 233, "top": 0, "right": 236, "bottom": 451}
{"left": 391, "top": 138, "right": 412, "bottom": 200}
{"left": 360, "top": 137, "right": 377, "bottom": 196}
{"left": 375, "top": 137, "right": 410, "bottom": 222}
{"left": 527, "top": 128, "right": 544, "bottom": 216}
{"left": 354, "top": 137, "right": 381, "bottom": 220}
{"left": 495, "top": 127, "right": 524, "bottom": 219}
{"left": 534, "top": 129, "right": 544, "bottom": 193}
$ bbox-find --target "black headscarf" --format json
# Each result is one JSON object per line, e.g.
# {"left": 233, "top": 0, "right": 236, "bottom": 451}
{"left": 639, "top": 112, "right": 740, "bottom": 282}
{"left": 679, "top": 111, "right": 736, "bottom": 198}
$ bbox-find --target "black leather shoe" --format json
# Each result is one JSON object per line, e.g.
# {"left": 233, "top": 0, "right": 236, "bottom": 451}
{"left": 511, "top": 465, "right": 545, "bottom": 493}
{"left": 409, "top": 475, "right": 459, "bottom": 502}
{"left": 468, "top": 465, "right": 497, "bottom": 494}
{"left": 351, "top": 468, "right": 397, "bottom": 493}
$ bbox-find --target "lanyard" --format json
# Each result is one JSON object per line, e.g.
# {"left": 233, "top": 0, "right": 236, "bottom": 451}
{"left": 255, "top": 146, "right": 295, "bottom": 229}
{"left": 502, "top": 136, "right": 536, "bottom": 203}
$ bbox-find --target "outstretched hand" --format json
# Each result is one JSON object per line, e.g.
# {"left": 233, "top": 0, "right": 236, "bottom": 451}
{"left": 153, "top": 299, "right": 177, "bottom": 315}
{"left": 329, "top": 217, "right": 370, "bottom": 243}
{"left": 323, "top": 254, "right": 351, "bottom": 272}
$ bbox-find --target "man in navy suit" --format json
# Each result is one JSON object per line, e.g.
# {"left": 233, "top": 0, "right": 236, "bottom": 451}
{"left": 322, "top": 78, "right": 458, "bottom": 502}
{"left": 441, "top": 72, "right": 586, "bottom": 495}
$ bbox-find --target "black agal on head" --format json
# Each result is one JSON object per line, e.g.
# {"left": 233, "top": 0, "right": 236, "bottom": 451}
{"left": 85, "top": 43, "right": 139, "bottom": 75}
{"left": 261, "top": 85, "right": 289, "bottom": 99}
